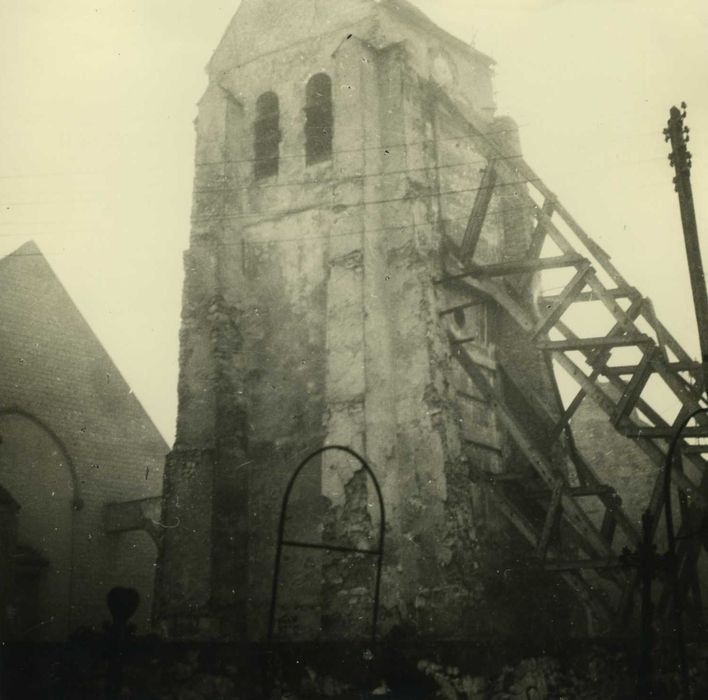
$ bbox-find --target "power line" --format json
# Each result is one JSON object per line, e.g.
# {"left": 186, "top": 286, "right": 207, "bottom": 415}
{"left": 199, "top": 201, "right": 540, "bottom": 247}
{"left": 0, "top": 169, "right": 671, "bottom": 233}
{"left": 0, "top": 201, "right": 538, "bottom": 248}
{"left": 191, "top": 152, "right": 517, "bottom": 196}
{"left": 190, "top": 154, "right": 671, "bottom": 198}
{"left": 193, "top": 124, "right": 524, "bottom": 170}
{"left": 0, "top": 153, "right": 509, "bottom": 206}
{"left": 0, "top": 125, "right": 521, "bottom": 183}
{"left": 0, "top": 163, "right": 537, "bottom": 228}
{"left": 188, "top": 174, "right": 568, "bottom": 226}
{"left": 0, "top": 122, "right": 675, "bottom": 183}
{"left": 0, "top": 151, "right": 672, "bottom": 206}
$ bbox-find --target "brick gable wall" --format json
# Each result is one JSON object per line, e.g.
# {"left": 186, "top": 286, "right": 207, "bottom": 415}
{"left": 0, "top": 241, "right": 168, "bottom": 639}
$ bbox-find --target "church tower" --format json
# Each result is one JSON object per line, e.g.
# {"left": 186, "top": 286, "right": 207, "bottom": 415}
{"left": 155, "top": 0, "right": 577, "bottom": 642}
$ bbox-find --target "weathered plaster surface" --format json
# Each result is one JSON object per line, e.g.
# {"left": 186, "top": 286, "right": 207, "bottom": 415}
{"left": 156, "top": 0, "right": 577, "bottom": 642}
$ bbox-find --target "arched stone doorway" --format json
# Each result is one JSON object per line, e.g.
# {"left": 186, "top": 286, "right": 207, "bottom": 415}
{"left": 0, "top": 411, "right": 79, "bottom": 640}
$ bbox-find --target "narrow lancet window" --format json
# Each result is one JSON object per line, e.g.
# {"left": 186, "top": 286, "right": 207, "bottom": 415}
{"left": 305, "top": 74, "right": 333, "bottom": 165}
{"left": 254, "top": 91, "right": 281, "bottom": 179}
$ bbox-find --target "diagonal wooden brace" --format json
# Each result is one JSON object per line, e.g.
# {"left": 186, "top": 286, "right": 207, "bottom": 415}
{"left": 612, "top": 346, "right": 658, "bottom": 428}
{"left": 532, "top": 262, "right": 593, "bottom": 340}
{"left": 537, "top": 483, "right": 564, "bottom": 560}
{"left": 460, "top": 161, "right": 498, "bottom": 259}
{"left": 451, "top": 333, "right": 614, "bottom": 560}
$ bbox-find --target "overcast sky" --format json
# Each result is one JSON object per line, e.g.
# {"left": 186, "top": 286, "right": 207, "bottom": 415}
{"left": 1, "top": 0, "right": 707, "bottom": 442}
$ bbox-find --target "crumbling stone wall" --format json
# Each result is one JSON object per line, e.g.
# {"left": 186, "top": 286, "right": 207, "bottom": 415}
{"left": 157, "top": 0, "right": 579, "bottom": 643}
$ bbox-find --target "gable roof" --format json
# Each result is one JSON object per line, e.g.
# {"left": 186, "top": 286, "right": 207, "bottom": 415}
{"left": 0, "top": 241, "right": 168, "bottom": 458}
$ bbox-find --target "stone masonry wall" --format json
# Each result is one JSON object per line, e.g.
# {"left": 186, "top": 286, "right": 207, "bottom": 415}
{"left": 157, "top": 0, "right": 580, "bottom": 643}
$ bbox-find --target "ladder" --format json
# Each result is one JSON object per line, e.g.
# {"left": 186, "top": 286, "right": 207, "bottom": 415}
{"left": 433, "top": 104, "right": 708, "bottom": 632}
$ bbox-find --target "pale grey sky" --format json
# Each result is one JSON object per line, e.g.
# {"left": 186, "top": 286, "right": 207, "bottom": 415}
{"left": 1, "top": 0, "right": 707, "bottom": 442}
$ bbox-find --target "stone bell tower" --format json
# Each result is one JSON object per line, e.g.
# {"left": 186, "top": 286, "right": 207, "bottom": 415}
{"left": 155, "top": 0, "right": 575, "bottom": 642}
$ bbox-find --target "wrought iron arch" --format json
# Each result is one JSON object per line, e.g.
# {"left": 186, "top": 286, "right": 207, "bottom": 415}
{"left": 267, "top": 445, "right": 385, "bottom": 645}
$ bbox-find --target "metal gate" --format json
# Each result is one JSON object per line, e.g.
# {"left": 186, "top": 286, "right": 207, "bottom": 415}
{"left": 267, "top": 445, "right": 385, "bottom": 644}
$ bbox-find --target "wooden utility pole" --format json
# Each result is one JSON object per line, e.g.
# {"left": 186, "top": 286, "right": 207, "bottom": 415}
{"left": 665, "top": 103, "right": 708, "bottom": 396}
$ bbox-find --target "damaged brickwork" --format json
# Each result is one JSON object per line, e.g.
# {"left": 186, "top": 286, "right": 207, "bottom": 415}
{"left": 155, "top": 0, "right": 579, "bottom": 642}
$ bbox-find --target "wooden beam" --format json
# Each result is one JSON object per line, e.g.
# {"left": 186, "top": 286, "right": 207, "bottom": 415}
{"left": 548, "top": 349, "right": 707, "bottom": 511}
{"left": 621, "top": 426, "right": 708, "bottom": 439}
{"left": 435, "top": 254, "right": 586, "bottom": 283}
{"left": 452, "top": 335, "right": 614, "bottom": 559}
{"left": 459, "top": 163, "right": 497, "bottom": 259}
{"left": 518, "top": 199, "right": 555, "bottom": 288}
{"left": 681, "top": 444, "right": 708, "bottom": 455}
{"left": 568, "top": 450, "right": 640, "bottom": 546}
{"left": 498, "top": 361, "right": 558, "bottom": 432}
{"left": 612, "top": 347, "right": 657, "bottom": 428}
{"left": 548, "top": 353, "right": 613, "bottom": 444}
{"left": 434, "top": 95, "right": 708, "bottom": 627}
{"left": 537, "top": 334, "right": 652, "bottom": 352}
{"left": 532, "top": 263, "right": 592, "bottom": 339}
{"left": 541, "top": 287, "right": 638, "bottom": 305}
{"left": 527, "top": 200, "right": 555, "bottom": 260}
{"left": 537, "top": 483, "right": 563, "bottom": 560}
{"left": 602, "top": 360, "right": 699, "bottom": 376}
{"left": 497, "top": 155, "right": 628, "bottom": 289}
{"left": 438, "top": 299, "right": 483, "bottom": 317}
{"left": 481, "top": 477, "right": 614, "bottom": 625}
{"left": 641, "top": 300, "right": 703, "bottom": 387}
{"left": 453, "top": 121, "right": 708, "bottom": 627}
{"left": 499, "top": 355, "right": 637, "bottom": 559}
{"left": 600, "top": 509, "right": 618, "bottom": 547}
{"left": 584, "top": 295, "right": 645, "bottom": 371}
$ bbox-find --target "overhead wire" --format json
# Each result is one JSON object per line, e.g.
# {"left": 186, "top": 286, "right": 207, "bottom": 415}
{"left": 0, "top": 201, "right": 540, "bottom": 248}
{"left": 233, "top": 201, "right": 540, "bottom": 247}
{"left": 189, "top": 175, "right": 548, "bottom": 227}
{"left": 0, "top": 125, "right": 520, "bottom": 182}
{"left": 0, "top": 119, "right": 672, "bottom": 182}
{"left": 0, "top": 151, "right": 516, "bottom": 206}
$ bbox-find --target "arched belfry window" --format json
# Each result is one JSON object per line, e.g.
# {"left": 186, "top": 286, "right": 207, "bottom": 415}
{"left": 254, "top": 91, "right": 281, "bottom": 179}
{"left": 305, "top": 73, "right": 333, "bottom": 165}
